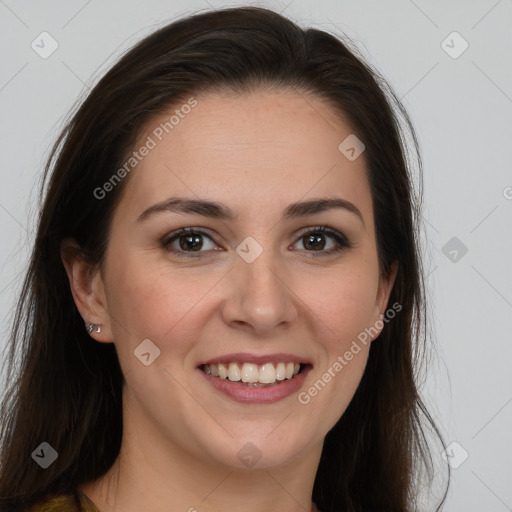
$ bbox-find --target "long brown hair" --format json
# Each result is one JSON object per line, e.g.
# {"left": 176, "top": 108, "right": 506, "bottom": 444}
{"left": 0, "top": 6, "right": 448, "bottom": 511}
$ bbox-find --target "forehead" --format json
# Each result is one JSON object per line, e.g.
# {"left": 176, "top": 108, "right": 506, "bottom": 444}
{"left": 115, "top": 89, "right": 372, "bottom": 225}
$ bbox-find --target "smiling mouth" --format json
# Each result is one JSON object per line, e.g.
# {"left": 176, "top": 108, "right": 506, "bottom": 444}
{"left": 200, "top": 362, "right": 309, "bottom": 387}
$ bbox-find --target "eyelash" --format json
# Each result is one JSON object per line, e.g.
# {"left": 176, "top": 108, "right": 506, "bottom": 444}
{"left": 161, "top": 226, "right": 352, "bottom": 259}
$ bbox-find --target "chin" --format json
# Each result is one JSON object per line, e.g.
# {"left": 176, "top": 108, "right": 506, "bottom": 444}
{"left": 199, "top": 429, "right": 313, "bottom": 471}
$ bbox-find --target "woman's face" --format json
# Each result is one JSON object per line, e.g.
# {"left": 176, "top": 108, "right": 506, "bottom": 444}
{"left": 92, "top": 89, "right": 396, "bottom": 470}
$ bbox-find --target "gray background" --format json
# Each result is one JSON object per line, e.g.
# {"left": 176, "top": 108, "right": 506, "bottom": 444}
{"left": 1, "top": 0, "right": 511, "bottom": 510}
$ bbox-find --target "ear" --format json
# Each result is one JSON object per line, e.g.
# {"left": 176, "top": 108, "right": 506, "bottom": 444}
{"left": 60, "top": 238, "right": 113, "bottom": 343}
{"left": 370, "top": 260, "right": 399, "bottom": 341}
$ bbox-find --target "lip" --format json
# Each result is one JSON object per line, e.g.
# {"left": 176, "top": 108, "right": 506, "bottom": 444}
{"left": 197, "top": 352, "right": 311, "bottom": 366}
{"left": 198, "top": 364, "right": 312, "bottom": 404}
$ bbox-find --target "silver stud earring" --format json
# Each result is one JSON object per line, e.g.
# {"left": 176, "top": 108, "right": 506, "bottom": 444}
{"left": 86, "top": 323, "right": 102, "bottom": 334}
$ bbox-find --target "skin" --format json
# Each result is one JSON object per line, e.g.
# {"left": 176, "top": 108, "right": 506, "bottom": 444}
{"left": 62, "top": 88, "right": 397, "bottom": 512}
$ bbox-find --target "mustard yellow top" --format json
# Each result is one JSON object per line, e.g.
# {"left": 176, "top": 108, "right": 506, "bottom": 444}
{"left": 26, "top": 489, "right": 99, "bottom": 512}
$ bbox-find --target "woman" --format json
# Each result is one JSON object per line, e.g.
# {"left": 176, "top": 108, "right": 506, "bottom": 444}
{"left": 0, "top": 6, "right": 448, "bottom": 512}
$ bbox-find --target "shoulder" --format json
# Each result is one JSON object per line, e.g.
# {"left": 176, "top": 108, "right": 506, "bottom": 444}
{"left": 26, "top": 490, "right": 99, "bottom": 512}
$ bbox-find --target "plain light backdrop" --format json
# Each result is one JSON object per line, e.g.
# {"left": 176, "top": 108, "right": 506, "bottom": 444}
{"left": 1, "top": 1, "right": 511, "bottom": 510}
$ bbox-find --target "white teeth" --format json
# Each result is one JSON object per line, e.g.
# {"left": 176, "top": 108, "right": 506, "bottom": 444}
{"left": 259, "top": 363, "right": 276, "bottom": 383}
{"left": 202, "top": 361, "right": 303, "bottom": 385}
{"left": 218, "top": 363, "right": 228, "bottom": 379}
{"left": 275, "top": 362, "right": 286, "bottom": 380}
{"left": 241, "top": 363, "right": 259, "bottom": 383}
{"left": 228, "top": 362, "right": 241, "bottom": 381}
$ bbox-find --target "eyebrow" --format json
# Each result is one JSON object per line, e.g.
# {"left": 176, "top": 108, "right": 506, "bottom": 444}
{"left": 136, "top": 197, "right": 365, "bottom": 226}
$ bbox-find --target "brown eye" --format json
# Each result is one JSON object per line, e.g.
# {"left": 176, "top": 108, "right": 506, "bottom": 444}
{"left": 293, "top": 226, "right": 352, "bottom": 257}
{"left": 162, "top": 228, "right": 218, "bottom": 257}
{"left": 303, "top": 233, "right": 327, "bottom": 250}
{"left": 176, "top": 232, "right": 203, "bottom": 251}
{"left": 161, "top": 225, "right": 352, "bottom": 259}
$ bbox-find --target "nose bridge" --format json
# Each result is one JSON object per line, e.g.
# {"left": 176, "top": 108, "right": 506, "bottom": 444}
{"left": 239, "top": 237, "right": 285, "bottom": 307}
{"left": 222, "top": 235, "right": 297, "bottom": 332}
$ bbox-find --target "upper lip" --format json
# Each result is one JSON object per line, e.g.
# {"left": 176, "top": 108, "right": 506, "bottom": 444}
{"left": 198, "top": 352, "right": 311, "bottom": 367}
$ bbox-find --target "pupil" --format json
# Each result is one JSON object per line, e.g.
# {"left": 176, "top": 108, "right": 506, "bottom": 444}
{"left": 180, "top": 234, "right": 202, "bottom": 251}
{"left": 178, "top": 233, "right": 326, "bottom": 252}
{"left": 305, "top": 234, "right": 325, "bottom": 250}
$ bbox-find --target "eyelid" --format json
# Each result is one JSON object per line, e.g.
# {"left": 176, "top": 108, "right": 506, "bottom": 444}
{"left": 161, "top": 225, "right": 352, "bottom": 257}
{"left": 294, "top": 225, "right": 350, "bottom": 243}
{"left": 292, "top": 225, "right": 353, "bottom": 256}
{"left": 161, "top": 227, "right": 219, "bottom": 256}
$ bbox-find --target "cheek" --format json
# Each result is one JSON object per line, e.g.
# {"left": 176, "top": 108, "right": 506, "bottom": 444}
{"left": 108, "top": 249, "right": 203, "bottom": 322}
{"left": 104, "top": 251, "right": 211, "bottom": 368}
{"left": 298, "top": 267, "right": 378, "bottom": 345}
{"left": 108, "top": 254, "right": 378, "bottom": 340}
{"left": 293, "top": 269, "right": 377, "bottom": 421}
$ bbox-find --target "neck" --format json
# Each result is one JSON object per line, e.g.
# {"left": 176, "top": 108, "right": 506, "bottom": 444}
{"left": 80, "top": 455, "right": 322, "bottom": 512}
{"left": 79, "top": 392, "right": 324, "bottom": 512}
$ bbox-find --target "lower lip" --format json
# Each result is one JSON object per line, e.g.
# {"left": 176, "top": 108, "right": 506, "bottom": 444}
{"left": 198, "top": 366, "right": 311, "bottom": 404}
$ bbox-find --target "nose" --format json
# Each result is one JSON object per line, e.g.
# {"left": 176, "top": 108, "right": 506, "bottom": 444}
{"left": 220, "top": 245, "right": 298, "bottom": 336}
